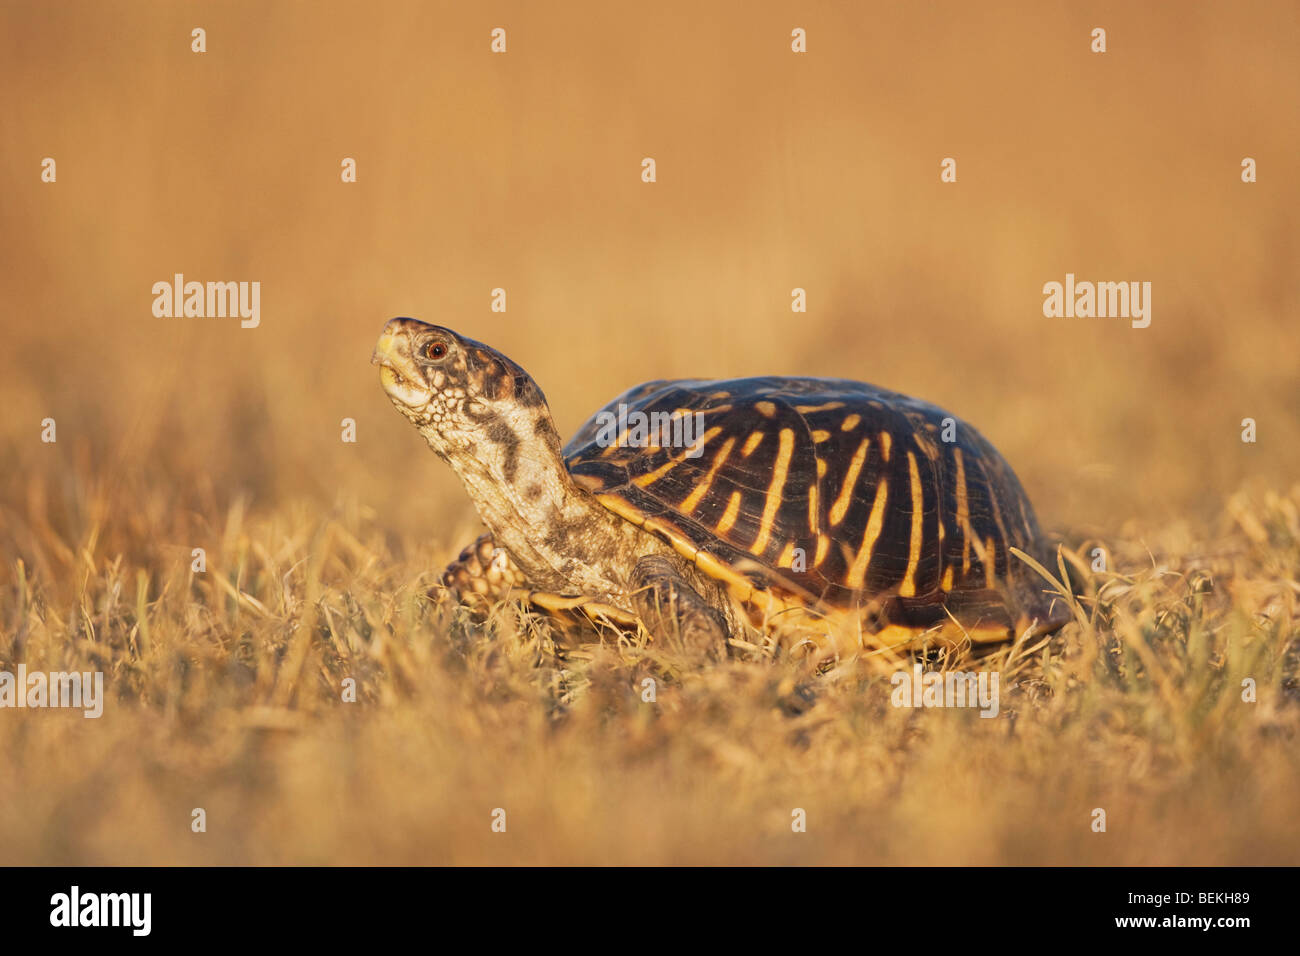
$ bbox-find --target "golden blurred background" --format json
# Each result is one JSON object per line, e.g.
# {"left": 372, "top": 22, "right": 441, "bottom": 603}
{"left": 2, "top": 0, "right": 1299, "bottom": 868}
{"left": 2, "top": 0, "right": 1297, "bottom": 553}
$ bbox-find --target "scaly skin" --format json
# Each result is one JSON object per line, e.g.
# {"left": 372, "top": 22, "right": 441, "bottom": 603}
{"left": 440, "top": 532, "right": 526, "bottom": 619}
{"left": 373, "top": 318, "right": 736, "bottom": 648}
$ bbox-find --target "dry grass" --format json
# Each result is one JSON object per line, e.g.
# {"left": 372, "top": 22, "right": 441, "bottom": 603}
{"left": 2, "top": 1, "right": 1299, "bottom": 864}
{"left": 1, "top": 468, "right": 1297, "bottom": 864}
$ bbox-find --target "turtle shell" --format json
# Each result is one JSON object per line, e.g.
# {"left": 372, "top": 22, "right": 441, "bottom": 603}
{"left": 564, "top": 376, "right": 1060, "bottom": 641}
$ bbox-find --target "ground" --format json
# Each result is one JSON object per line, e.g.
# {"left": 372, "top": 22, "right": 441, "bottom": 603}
{"left": 1, "top": 477, "right": 1296, "bottom": 864}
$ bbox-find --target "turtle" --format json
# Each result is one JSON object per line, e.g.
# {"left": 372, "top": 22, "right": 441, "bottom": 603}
{"left": 372, "top": 317, "right": 1070, "bottom": 662}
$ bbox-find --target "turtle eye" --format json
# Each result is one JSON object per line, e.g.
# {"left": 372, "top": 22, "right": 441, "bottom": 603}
{"left": 426, "top": 341, "right": 448, "bottom": 361}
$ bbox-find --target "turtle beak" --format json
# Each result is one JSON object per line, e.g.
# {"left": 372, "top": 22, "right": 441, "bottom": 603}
{"left": 371, "top": 321, "right": 406, "bottom": 369}
{"left": 373, "top": 318, "right": 431, "bottom": 405}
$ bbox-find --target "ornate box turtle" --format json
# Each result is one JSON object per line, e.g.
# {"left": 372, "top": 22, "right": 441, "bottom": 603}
{"left": 373, "top": 318, "right": 1069, "bottom": 661}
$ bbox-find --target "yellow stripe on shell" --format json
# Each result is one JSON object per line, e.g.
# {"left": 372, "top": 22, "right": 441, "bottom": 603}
{"left": 846, "top": 477, "right": 889, "bottom": 589}
{"left": 717, "top": 491, "right": 744, "bottom": 534}
{"left": 954, "top": 447, "right": 971, "bottom": 575}
{"left": 898, "top": 451, "right": 924, "bottom": 598}
{"left": 631, "top": 426, "right": 723, "bottom": 487}
{"left": 777, "top": 541, "right": 796, "bottom": 571}
{"left": 829, "top": 437, "right": 870, "bottom": 527}
{"left": 750, "top": 428, "right": 795, "bottom": 555}
{"left": 679, "top": 436, "right": 736, "bottom": 512}
{"left": 808, "top": 478, "right": 819, "bottom": 533}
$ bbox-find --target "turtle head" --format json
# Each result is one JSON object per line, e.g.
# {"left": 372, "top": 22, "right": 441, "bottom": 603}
{"left": 372, "top": 317, "right": 557, "bottom": 467}
{"left": 373, "top": 318, "right": 640, "bottom": 598}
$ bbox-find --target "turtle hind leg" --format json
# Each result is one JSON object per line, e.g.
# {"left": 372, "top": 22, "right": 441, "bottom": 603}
{"left": 630, "top": 555, "right": 729, "bottom": 660}
{"left": 439, "top": 532, "right": 528, "bottom": 619}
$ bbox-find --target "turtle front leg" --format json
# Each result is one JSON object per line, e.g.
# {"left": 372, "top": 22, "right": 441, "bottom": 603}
{"left": 440, "top": 532, "right": 528, "bottom": 618}
{"left": 630, "top": 555, "right": 729, "bottom": 660}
